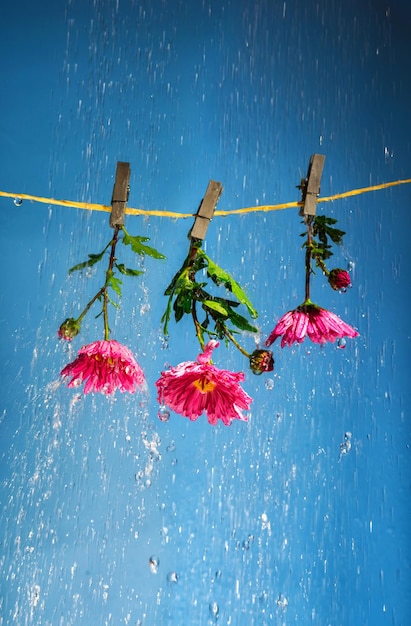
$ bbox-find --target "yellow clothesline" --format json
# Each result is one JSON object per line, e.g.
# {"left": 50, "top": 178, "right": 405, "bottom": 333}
{"left": 0, "top": 178, "right": 410, "bottom": 219}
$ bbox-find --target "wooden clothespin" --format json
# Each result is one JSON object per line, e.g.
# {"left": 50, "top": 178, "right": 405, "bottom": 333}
{"left": 110, "top": 161, "right": 131, "bottom": 227}
{"left": 299, "top": 154, "right": 325, "bottom": 217}
{"left": 189, "top": 179, "right": 223, "bottom": 240}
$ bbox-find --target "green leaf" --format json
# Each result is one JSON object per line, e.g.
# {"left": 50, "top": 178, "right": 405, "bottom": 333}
{"left": 325, "top": 226, "right": 345, "bottom": 245}
{"left": 107, "top": 294, "right": 120, "bottom": 309}
{"left": 107, "top": 273, "right": 123, "bottom": 297}
{"left": 115, "top": 262, "right": 144, "bottom": 277}
{"left": 161, "top": 295, "right": 174, "bottom": 336}
{"left": 227, "top": 309, "right": 258, "bottom": 333}
{"left": 313, "top": 216, "right": 345, "bottom": 246}
{"left": 69, "top": 250, "right": 106, "bottom": 273}
{"left": 175, "top": 292, "right": 193, "bottom": 315}
{"left": 202, "top": 299, "right": 229, "bottom": 317}
{"left": 164, "top": 265, "right": 187, "bottom": 296}
{"left": 200, "top": 252, "right": 258, "bottom": 319}
{"left": 121, "top": 228, "right": 166, "bottom": 259}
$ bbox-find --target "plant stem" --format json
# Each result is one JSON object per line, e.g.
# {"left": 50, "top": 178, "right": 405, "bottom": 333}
{"left": 103, "top": 226, "right": 120, "bottom": 341}
{"left": 314, "top": 255, "right": 329, "bottom": 276}
{"left": 77, "top": 287, "right": 105, "bottom": 323}
{"left": 305, "top": 218, "right": 313, "bottom": 302}
{"left": 221, "top": 326, "right": 251, "bottom": 358}
{"left": 192, "top": 301, "right": 205, "bottom": 350}
{"left": 188, "top": 242, "right": 206, "bottom": 349}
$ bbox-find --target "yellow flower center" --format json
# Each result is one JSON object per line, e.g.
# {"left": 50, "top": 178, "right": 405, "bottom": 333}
{"left": 192, "top": 377, "right": 216, "bottom": 394}
{"left": 94, "top": 355, "right": 115, "bottom": 366}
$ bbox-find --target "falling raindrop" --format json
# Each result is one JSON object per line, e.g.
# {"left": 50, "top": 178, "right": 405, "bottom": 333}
{"left": 337, "top": 338, "right": 346, "bottom": 349}
{"left": 209, "top": 601, "right": 219, "bottom": 619}
{"left": 158, "top": 405, "right": 170, "bottom": 422}
{"left": 13, "top": 197, "right": 23, "bottom": 206}
{"left": 339, "top": 432, "right": 352, "bottom": 460}
{"left": 276, "top": 594, "right": 289, "bottom": 610}
{"left": 148, "top": 555, "right": 160, "bottom": 574}
{"left": 264, "top": 378, "right": 274, "bottom": 390}
{"left": 167, "top": 571, "right": 178, "bottom": 584}
{"left": 242, "top": 534, "right": 255, "bottom": 550}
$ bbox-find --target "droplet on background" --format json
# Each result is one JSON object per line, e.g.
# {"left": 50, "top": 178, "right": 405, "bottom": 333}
{"left": 339, "top": 432, "right": 352, "bottom": 459}
{"left": 167, "top": 571, "right": 178, "bottom": 584}
{"left": 276, "top": 594, "right": 289, "bottom": 610}
{"left": 14, "top": 197, "right": 23, "bottom": 206}
{"left": 158, "top": 405, "right": 170, "bottom": 422}
{"left": 242, "top": 534, "right": 255, "bottom": 550}
{"left": 149, "top": 555, "right": 160, "bottom": 573}
{"left": 209, "top": 601, "right": 219, "bottom": 619}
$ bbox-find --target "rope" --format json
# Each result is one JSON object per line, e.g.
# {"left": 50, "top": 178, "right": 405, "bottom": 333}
{"left": 1, "top": 178, "right": 410, "bottom": 219}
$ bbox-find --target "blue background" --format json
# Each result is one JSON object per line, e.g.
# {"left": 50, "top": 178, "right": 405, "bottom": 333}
{"left": 1, "top": 0, "right": 410, "bottom": 624}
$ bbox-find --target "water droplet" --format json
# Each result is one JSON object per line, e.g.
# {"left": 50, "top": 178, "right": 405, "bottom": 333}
{"left": 140, "top": 303, "right": 151, "bottom": 315}
{"left": 264, "top": 378, "right": 274, "bottom": 390}
{"left": 209, "top": 602, "right": 219, "bottom": 619}
{"left": 14, "top": 197, "right": 23, "bottom": 206}
{"left": 339, "top": 432, "right": 352, "bottom": 459}
{"left": 166, "top": 440, "right": 176, "bottom": 452}
{"left": 167, "top": 571, "right": 178, "bottom": 584}
{"left": 276, "top": 594, "right": 289, "bottom": 610}
{"left": 158, "top": 405, "right": 170, "bottom": 422}
{"left": 149, "top": 556, "right": 159, "bottom": 573}
{"left": 242, "top": 534, "right": 255, "bottom": 550}
{"left": 337, "top": 338, "right": 346, "bottom": 349}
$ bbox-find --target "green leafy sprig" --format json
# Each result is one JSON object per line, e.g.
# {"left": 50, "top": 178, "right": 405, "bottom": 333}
{"left": 301, "top": 214, "right": 347, "bottom": 301}
{"left": 58, "top": 225, "right": 165, "bottom": 341}
{"left": 161, "top": 239, "right": 271, "bottom": 370}
{"left": 301, "top": 215, "right": 345, "bottom": 274}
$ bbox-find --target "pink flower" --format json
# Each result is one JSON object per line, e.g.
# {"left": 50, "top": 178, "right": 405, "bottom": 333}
{"left": 265, "top": 303, "right": 359, "bottom": 348}
{"left": 60, "top": 339, "right": 145, "bottom": 394}
{"left": 155, "top": 340, "right": 252, "bottom": 426}
{"left": 328, "top": 269, "right": 351, "bottom": 291}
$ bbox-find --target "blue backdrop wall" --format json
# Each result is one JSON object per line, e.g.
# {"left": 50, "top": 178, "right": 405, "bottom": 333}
{"left": 1, "top": 1, "right": 410, "bottom": 624}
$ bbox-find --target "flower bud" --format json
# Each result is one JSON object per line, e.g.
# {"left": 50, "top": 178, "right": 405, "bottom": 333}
{"left": 58, "top": 318, "right": 81, "bottom": 341}
{"left": 328, "top": 269, "right": 351, "bottom": 292}
{"left": 249, "top": 349, "right": 274, "bottom": 375}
